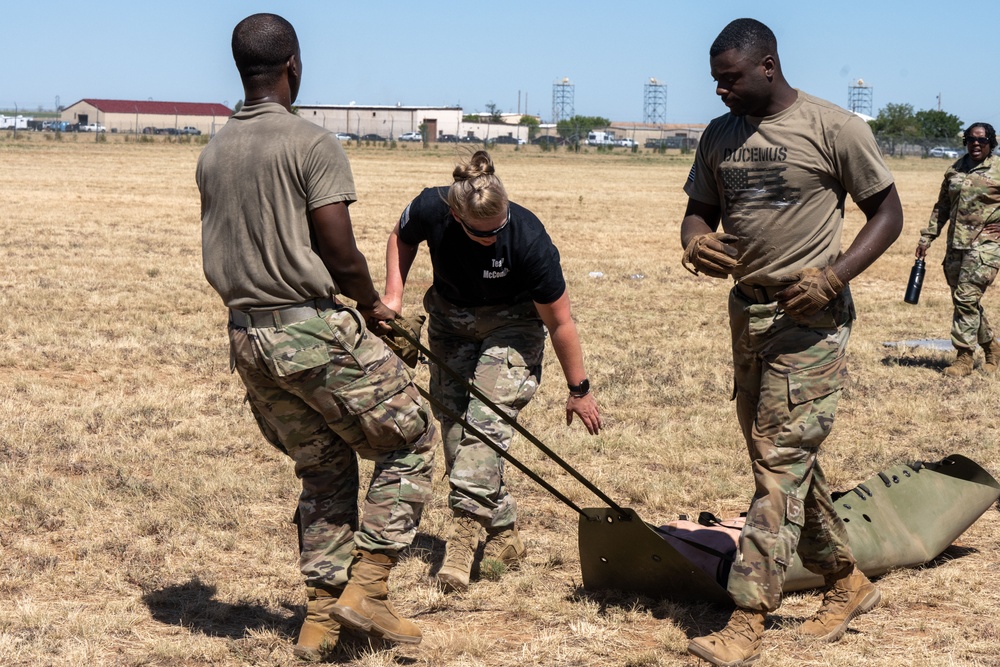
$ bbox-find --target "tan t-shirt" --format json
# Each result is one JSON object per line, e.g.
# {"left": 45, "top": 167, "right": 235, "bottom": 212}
{"left": 684, "top": 91, "right": 893, "bottom": 285}
{"left": 198, "top": 103, "right": 357, "bottom": 309}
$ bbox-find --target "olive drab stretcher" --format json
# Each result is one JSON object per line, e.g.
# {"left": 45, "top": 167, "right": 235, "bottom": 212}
{"left": 386, "top": 321, "right": 1000, "bottom": 605}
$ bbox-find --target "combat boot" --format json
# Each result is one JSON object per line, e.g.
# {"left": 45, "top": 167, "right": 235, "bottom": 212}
{"left": 437, "top": 514, "right": 483, "bottom": 592}
{"left": 687, "top": 607, "right": 766, "bottom": 666}
{"left": 480, "top": 525, "right": 527, "bottom": 578}
{"left": 799, "top": 564, "right": 880, "bottom": 642}
{"left": 328, "top": 549, "right": 422, "bottom": 645}
{"left": 983, "top": 340, "right": 999, "bottom": 373}
{"left": 293, "top": 584, "right": 343, "bottom": 661}
{"left": 943, "top": 348, "right": 975, "bottom": 377}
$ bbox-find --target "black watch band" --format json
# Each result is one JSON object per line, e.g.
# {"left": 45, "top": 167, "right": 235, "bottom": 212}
{"left": 568, "top": 378, "right": 590, "bottom": 397}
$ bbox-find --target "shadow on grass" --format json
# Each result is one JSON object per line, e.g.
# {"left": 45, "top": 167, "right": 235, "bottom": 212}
{"left": 405, "top": 531, "right": 447, "bottom": 576}
{"left": 881, "top": 352, "right": 950, "bottom": 371}
{"left": 569, "top": 542, "right": 980, "bottom": 639}
{"left": 141, "top": 576, "right": 419, "bottom": 664}
{"left": 141, "top": 577, "right": 299, "bottom": 639}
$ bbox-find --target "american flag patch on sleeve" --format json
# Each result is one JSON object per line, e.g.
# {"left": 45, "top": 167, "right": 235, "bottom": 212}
{"left": 687, "top": 164, "right": 697, "bottom": 182}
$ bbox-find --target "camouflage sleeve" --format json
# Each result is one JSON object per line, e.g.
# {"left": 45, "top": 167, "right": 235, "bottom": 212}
{"left": 921, "top": 170, "right": 953, "bottom": 245}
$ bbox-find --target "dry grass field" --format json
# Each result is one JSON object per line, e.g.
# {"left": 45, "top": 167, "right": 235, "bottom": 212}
{"left": 2, "top": 132, "right": 999, "bottom": 667}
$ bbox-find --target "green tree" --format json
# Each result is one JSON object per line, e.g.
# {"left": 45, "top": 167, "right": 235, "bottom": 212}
{"left": 462, "top": 113, "right": 479, "bottom": 122}
{"left": 915, "top": 109, "right": 962, "bottom": 140}
{"left": 233, "top": 99, "right": 244, "bottom": 114}
{"left": 520, "top": 115, "right": 540, "bottom": 139}
{"left": 868, "top": 103, "right": 919, "bottom": 137}
{"left": 485, "top": 102, "right": 503, "bottom": 123}
{"left": 556, "top": 115, "right": 611, "bottom": 141}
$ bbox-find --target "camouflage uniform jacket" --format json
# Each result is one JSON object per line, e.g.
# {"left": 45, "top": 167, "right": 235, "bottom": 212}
{"left": 921, "top": 154, "right": 1000, "bottom": 250}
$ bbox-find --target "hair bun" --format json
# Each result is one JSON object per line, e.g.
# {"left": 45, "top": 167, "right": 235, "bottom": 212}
{"left": 453, "top": 150, "right": 495, "bottom": 182}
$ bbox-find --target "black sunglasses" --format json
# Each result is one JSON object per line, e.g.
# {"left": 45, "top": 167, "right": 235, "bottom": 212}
{"left": 967, "top": 137, "right": 991, "bottom": 145}
{"left": 457, "top": 209, "right": 510, "bottom": 238}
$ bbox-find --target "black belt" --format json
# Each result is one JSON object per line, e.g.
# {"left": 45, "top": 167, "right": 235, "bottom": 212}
{"left": 735, "top": 282, "right": 784, "bottom": 304}
{"left": 229, "top": 298, "right": 337, "bottom": 329}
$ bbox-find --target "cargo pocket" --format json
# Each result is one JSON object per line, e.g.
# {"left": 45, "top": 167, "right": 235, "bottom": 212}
{"left": 257, "top": 317, "right": 334, "bottom": 378}
{"left": 787, "top": 354, "right": 848, "bottom": 405}
{"left": 977, "top": 243, "right": 1000, "bottom": 270}
{"left": 333, "top": 353, "right": 428, "bottom": 452}
{"left": 482, "top": 345, "right": 542, "bottom": 411}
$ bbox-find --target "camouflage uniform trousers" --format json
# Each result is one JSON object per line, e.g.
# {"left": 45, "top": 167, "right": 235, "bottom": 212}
{"left": 228, "top": 303, "right": 435, "bottom": 590}
{"left": 726, "top": 287, "right": 858, "bottom": 612}
{"left": 942, "top": 242, "right": 1000, "bottom": 351}
{"left": 423, "top": 287, "right": 544, "bottom": 530}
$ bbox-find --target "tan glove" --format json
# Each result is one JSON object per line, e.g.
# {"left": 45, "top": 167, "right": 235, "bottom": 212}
{"left": 379, "top": 313, "right": 426, "bottom": 368}
{"left": 682, "top": 233, "right": 741, "bottom": 278}
{"left": 775, "top": 266, "right": 845, "bottom": 320}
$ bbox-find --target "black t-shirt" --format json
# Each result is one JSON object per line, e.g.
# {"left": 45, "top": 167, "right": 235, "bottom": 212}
{"left": 398, "top": 187, "right": 566, "bottom": 307}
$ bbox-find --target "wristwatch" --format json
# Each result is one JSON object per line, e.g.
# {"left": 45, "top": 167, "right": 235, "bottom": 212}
{"left": 568, "top": 378, "right": 590, "bottom": 397}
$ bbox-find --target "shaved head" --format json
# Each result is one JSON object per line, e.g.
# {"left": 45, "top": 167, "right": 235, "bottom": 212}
{"left": 231, "top": 13, "right": 298, "bottom": 84}
{"left": 710, "top": 18, "right": 777, "bottom": 62}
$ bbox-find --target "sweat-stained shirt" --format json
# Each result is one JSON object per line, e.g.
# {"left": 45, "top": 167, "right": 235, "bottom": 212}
{"left": 684, "top": 90, "right": 894, "bottom": 286}
{"left": 198, "top": 102, "right": 357, "bottom": 309}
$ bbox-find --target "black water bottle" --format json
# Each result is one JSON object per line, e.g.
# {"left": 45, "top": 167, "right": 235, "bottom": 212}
{"left": 904, "top": 258, "right": 926, "bottom": 304}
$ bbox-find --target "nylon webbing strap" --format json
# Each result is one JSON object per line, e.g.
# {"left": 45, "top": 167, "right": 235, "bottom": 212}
{"left": 410, "top": 383, "right": 586, "bottom": 518}
{"left": 388, "top": 319, "right": 628, "bottom": 518}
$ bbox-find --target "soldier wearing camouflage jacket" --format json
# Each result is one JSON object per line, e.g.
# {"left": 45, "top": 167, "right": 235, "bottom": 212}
{"left": 916, "top": 122, "right": 1000, "bottom": 375}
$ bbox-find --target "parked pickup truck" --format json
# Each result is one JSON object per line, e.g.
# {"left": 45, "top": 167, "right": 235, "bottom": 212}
{"left": 80, "top": 123, "right": 106, "bottom": 132}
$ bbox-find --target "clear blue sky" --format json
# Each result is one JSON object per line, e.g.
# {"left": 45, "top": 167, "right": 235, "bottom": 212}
{"left": 2, "top": 0, "right": 995, "bottom": 129}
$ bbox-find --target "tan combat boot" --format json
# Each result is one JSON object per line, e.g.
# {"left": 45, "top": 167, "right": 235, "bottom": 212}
{"left": 437, "top": 514, "right": 483, "bottom": 592}
{"left": 687, "top": 607, "right": 766, "bottom": 666}
{"left": 983, "top": 340, "right": 999, "bottom": 373}
{"left": 799, "top": 564, "right": 880, "bottom": 642}
{"left": 480, "top": 525, "right": 527, "bottom": 579}
{"left": 293, "top": 585, "right": 343, "bottom": 661}
{"left": 328, "top": 550, "right": 422, "bottom": 644}
{"left": 943, "top": 348, "right": 975, "bottom": 377}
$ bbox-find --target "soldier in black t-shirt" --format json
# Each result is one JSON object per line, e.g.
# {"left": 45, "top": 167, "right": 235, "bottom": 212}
{"left": 384, "top": 150, "right": 601, "bottom": 593}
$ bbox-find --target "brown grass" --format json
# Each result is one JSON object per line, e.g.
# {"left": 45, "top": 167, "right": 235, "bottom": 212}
{"left": 2, "top": 133, "right": 999, "bottom": 666}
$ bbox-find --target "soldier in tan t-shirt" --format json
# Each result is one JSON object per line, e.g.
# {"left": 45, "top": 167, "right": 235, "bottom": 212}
{"left": 679, "top": 19, "right": 903, "bottom": 667}
{"left": 197, "top": 13, "right": 434, "bottom": 660}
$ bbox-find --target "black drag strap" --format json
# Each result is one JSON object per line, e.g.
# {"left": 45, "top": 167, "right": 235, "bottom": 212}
{"left": 410, "top": 383, "right": 587, "bottom": 518}
{"left": 388, "top": 319, "right": 627, "bottom": 518}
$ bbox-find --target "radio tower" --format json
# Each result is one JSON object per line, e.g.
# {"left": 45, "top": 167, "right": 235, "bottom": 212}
{"left": 643, "top": 78, "right": 667, "bottom": 124}
{"left": 552, "top": 77, "right": 574, "bottom": 123}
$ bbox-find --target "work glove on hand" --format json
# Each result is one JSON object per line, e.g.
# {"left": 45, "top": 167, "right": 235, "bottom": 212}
{"left": 915, "top": 237, "right": 932, "bottom": 259}
{"left": 775, "top": 266, "right": 845, "bottom": 320}
{"left": 379, "top": 313, "right": 426, "bottom": 368}
{"left": 682, "top": 233, "right": 741, "bottom": 278}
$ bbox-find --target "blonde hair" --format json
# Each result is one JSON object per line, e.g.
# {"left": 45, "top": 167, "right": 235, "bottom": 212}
{"left": 447, "top": 150, "right": 508, "bottom": 221}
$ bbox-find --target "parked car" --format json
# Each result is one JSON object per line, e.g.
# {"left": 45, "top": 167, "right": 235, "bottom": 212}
{"left": 360, "top": 133, "right": 387, "bottom": 142}
{"left": 532, "top": 135, "right": 563, "bottom": 146}
{"left": 180, "top": 126, "right": 202, "bottom": 136}
{"left": 438, "top": 134, "right": 460, "bottom": 143}
{"left": 616, "top": 138, "right": 637, "bottom": 148}
{"left": 80, "top": 123, "right": 106, "bottom": 132}
{"left": 489, "top": 135, "right": 521, "bottom": 145}
{"left": 399, "top": 131, "right": 422, "bottom": 142}
{"left": 460, "top": 135, "right": 482, "bottom": 144}
{"left": 929, "top": 146, "right": 960, "bottom": 158}
{"left": 335, "top": 132, "right": 358, "bottom": 141}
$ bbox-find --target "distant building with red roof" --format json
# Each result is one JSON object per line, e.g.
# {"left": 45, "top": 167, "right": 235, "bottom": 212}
{"left": 61, "top": 99, "right": 232, "bottom": 135}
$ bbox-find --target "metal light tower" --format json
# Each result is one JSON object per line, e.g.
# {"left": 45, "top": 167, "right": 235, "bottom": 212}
{"left": 848, "top": 79, "right": 873, "bottom": 117}
{"left": 643, "top": 77, "right": 667, "bottom": 125}
{"left": 552, "top": 77, "right": 574, "bottom": 123}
